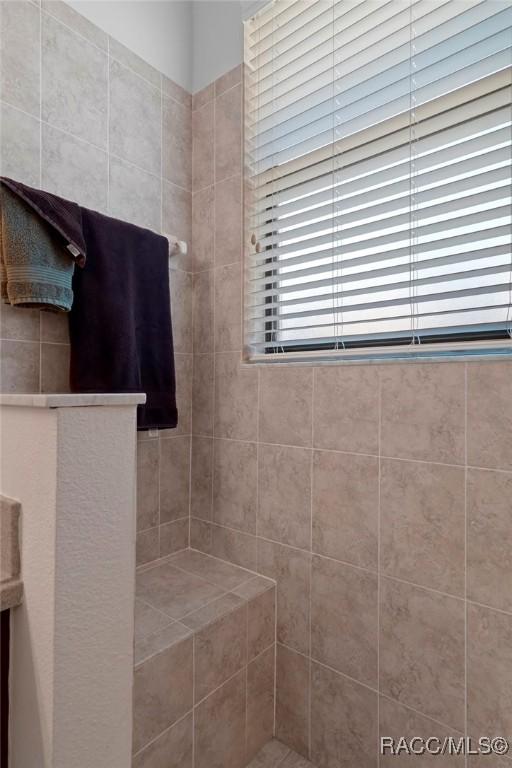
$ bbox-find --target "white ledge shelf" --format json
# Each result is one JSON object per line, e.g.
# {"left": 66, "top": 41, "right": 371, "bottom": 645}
{"left": 0, "top": 393, "right": 146, "bottom": 408}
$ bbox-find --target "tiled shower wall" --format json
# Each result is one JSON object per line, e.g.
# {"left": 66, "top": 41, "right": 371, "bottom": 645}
{"left": 0, "top": 0, "right": 192, "bottom": 561}
{"left": 190, "top": 67, "right": 512, "bottom": 765}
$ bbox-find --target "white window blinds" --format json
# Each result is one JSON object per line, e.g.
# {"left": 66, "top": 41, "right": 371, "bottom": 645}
{"left": 244, "top": 0, "right": 512, "bottom": 358}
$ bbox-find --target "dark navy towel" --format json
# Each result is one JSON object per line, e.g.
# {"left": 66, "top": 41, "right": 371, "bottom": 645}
{"left": 69, "top": 208, "right": 177, "bottom": 431}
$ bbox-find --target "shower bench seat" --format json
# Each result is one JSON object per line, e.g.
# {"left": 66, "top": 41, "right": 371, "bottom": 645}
{"left": 132, "top": 548, "right": 276, "bottom": 767}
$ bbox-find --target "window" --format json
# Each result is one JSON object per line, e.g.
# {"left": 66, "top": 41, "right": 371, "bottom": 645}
{"left": 244, "top": 0, "right": 512, "bottom": 360}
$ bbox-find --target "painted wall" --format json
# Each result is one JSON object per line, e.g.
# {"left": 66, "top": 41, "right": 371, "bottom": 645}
{"left": 189, "top": 65, "right": 512, "bottom": 766}
{"left": 0, "top": 0, "right": 192, "bottom": 562}
{"left": 67, "top": 0, "right": 193, "bottom": 92}
{"left": 192, "top": 1, "right": 243, "bottom": 93}
{"left": 1, "top": 400, "right": 140, "bottom": 767}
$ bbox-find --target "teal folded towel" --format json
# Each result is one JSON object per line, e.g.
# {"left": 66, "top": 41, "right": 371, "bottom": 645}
{"left": 0, "top": 186, "right": 74, "bottom": 312}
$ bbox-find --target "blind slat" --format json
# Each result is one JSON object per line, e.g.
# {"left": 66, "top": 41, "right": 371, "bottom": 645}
{"left": 244, "top": 0, "right": 512, "bottom": 357}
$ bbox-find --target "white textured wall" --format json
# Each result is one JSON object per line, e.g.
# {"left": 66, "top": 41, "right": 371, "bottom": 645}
{"left": 67, "top": 0, "right": 193, "bottom": 91}
{"left": 1, "top": 402, "right": 138, "bottom": 768}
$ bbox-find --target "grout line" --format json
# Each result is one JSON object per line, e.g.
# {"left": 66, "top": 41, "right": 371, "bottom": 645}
{"left": 131, "top": 708, "right": 193, "bottom": 760}
{"left": 210, "top": 87, "right": 217, "bottom": 526}
{"left": 188, "top": 516, "right": 512, "bottom": 616}
{"left": 279, "top": 642, "right": 467, "bottom": 739}
{"left": 3, "top": 95, "right": 191, "bottom": 196}
{"left": 184, "top": 430, "right": 512, "bottom": 476}
{"left": 193, "top": 641, "right": 274, "bottom": 710}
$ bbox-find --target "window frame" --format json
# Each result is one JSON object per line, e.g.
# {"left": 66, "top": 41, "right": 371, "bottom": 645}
{"left": 242, "top": 2, "right": 512, "bottom": 364}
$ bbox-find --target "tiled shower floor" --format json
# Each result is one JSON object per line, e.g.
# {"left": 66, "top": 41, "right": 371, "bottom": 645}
{"left": 249, "top": 739, "right": 316, "bottom": 768}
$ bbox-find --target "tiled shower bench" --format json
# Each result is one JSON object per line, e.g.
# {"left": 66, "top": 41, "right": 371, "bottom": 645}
{"left": 133, "top": 549, "right": 276, "bottom": 768}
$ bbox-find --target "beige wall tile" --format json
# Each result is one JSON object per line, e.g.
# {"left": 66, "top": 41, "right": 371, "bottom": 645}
{"left": 109, "top": 156, "right": 161, "bottom": 231}
{"left": 43, "top": 1, "right": 108, "bottom": 49}
{"left": 136, "top": 527, "right": 159, "bottom": 567}
{"left": 379, "top": 696, "right": 464, "bottom": 767}
{"left": 257, "top": 539, "right": 311, "bottom": 655}
{"left": 380, "top": 459, "right": 465, "bottom": 596}
{"left": 192, "top": 603, "right": 247, "bottom": 701}
{"left": 168, "top": 549, "right": 253, "bottom": 591}
{"left": 0, "top": 102, "right": 40, "bottom": 187}
{"left": 191, "top": 436, "right": 213, "bottom": 519}
{"left": 192, "top": 354, "right": 214, "bottom": 436}
{"left": 247, "top": 739, "right": 290, "bottom": 767}
{"left": 1, "top": 0, "right": 40, "bottom": 116}
{"left": 214, "top": 263, "right": 242, "bottom": 352}
{"left": 159, "top": 436, "right": 191, "bottom": 523}
{"left": 190, "top": 517, "right": 213, "bottom": 553}
{"left": 0, "top": 340, "right": 40, "bottom": 393}
{"left": 41, "top": 0, "right": 108, "bottom": 51}
{"left": 215, "top": 175, "right": 242, "bottom": 266}
{"left": 0, "top": 304, "right": 40, "bottom": 342}
{"left": 181, "top": 594, "right": 243, "bottom": 634}
{"left": 381, "top": 363, "right": 465, "bottom": 464}
{"left": 134, "top": 599, "right": 172, "bottom": 643}
{"left": 467, "top": 361, "right": 512, "bottom": 471}
{"left": 42, "top": 123, "right": 108, "bottom": 210}
{"left": 133, "top": 635, "right": 193, "bottom": 753}
{"left": 132, "top": 711, "right": 193, "bottom": 768}
{"left": 194, "top": 670, "right": 246, "bottom": 768}
{"left": 192, "top": 186, "right": 215, "bottom": 271}
{"left": 170, "top": 269, "right": 193, "bottom": 354}
{"left": 40, "top": 310, "right": 68, "bottom": 343}
{"left": 210, "top": 523, "right": 258, "bottom": 571}
{"left": 162, "top": 182, "right": 191, "bottom": 257}
{"left": 311, "top": 660, "right": 378, "bottom": 768}
{"left": 380, "top": 578, "right": 465, "bottom": 731}
{"left": 467, "top": 603, "right": 512, "bottom": 742}
{"left": 108, "top": 36, "right": 160, "bottom": 86}
{"left": 159, "top": 518, "right": 189, "bottom": 558}
{"left": 311, "top": 555, "right": 378, "bottom": 688}
{"left": 258, "top": 444, "right": 312, "bottom": 550}
{"left": 162, "top": 75, "right": 191, "bottom": 108}
{"left": 245, "top": 585, "right": 276, "bottom": 662}
{"left": 136, "top": 562, "right": 223, "bottom": 619}
{"left": 215, "top": 83, "right": 241, "bottom": 183}
{"left": 109, "top": 58, "right": 161, "bottom": 174}
{"left": 467, "top": 758, "right": 512, "bottom": 768}
{"left": 313, "top": 366, "right": 379, "bottom": 454}
{"left": 276, "top": 644, "right": 310, "bottom": 758}
{"left": 192, "top": 100, "right": 214, "bottom": 192}
{"left": 213, "top": 438, "right": 257, "bottom": 534}
{"left": 162, "top": 95, "right": 191, "bottom": 191}
{"left": 192, "top": 82, "right": 214, "bottom": 112}
{"left": 137, "top": 439, "right": 159, "bottom": 532}
{"left": 214, "top": 352, "right": 258, "bottom": 441}
{"left": 259, "top": 367, "right": 313, "bottom": 448}
{"left": 174, "top": 353, "right": 192, "bottom": 436}
{"left": 192, "top": 271, "right": 214, "bottom": 353}
{"left": 215, "top": 65, "right": 242, "bottom": 97}
{"left": 246, "top": 645, "right": 275, "bottom": 762}
{"left": 467, "top": 468, "right": 512, "bottom": 613}
{"left": 42, "top": 14, "right": 107, "bottom": 148}
{"left": 40, "top": 342, "right": 70, "bottom": 393}
{"left": 312, "top": 450, "right": 378, "bottom": 570}
{"left": 134, "top": 622, "right": 192, "bottom": 666}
